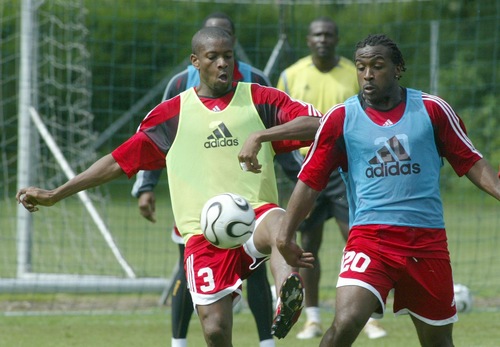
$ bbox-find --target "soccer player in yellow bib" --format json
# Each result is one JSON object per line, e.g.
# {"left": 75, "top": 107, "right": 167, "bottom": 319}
{"left": 276, "top": 17, "right": 386, "bottom": 340}
{"left": 17, "top": 27, "right": 322, "bottom": 346}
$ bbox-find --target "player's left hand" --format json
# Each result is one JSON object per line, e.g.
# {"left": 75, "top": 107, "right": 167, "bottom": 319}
{"left": 238, "top": 134, "right": 262, "bottom": 173}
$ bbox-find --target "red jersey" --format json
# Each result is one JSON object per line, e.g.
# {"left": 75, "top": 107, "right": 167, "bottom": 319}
{"left": 113, "top": 82, "right": 321, "bottom": 178}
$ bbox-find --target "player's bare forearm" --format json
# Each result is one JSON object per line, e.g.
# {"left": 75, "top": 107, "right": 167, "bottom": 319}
{"left": 238, "top": 116, "right": 320, "bottom": 173}
{"left": 277, "top": 180, "right": 320, "bottom": 268}
{"left": 17, "top": 154, "right": 125, "bottom": 212}
{"left": 255, "top": 116, "right": 320, "bottom": 142}
{"left": 465, "top": 158, "right": 500, "bottom": 201}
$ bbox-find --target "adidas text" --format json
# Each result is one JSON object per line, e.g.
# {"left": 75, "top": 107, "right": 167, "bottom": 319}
{"left": 365, "top": 162, "right": 421, "bottom": 178}
{"left": 204, "top": 138, "right": 239, "bottom": 148}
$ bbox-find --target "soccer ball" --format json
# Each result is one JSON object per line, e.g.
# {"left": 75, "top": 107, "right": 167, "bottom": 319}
{"left": 454, "top": 283, "right": 473, "bottom": 313}
{"left": 200, "top": 193, "right": 255, "bottom": 249}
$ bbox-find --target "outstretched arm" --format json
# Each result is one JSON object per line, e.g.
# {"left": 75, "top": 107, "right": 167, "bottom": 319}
{"left": 465, "top": 158, "right": 500, "bottom": 201}
{"left": 277, "top": 180, "right": 321, "bottom": 268}
{"left": 17, "top": 154, "right": 125, "bottom": 212}
{"left": 238, "top": 116, "right": 319, "bottom": 173}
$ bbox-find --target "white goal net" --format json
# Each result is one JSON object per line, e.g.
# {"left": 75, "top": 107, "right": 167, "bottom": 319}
{"left": 1, "top": 0, "right": 168, "bottom": 300}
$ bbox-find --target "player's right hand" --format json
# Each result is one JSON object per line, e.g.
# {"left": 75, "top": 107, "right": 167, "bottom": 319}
{"left": 138, "top": 191, "right": 156, "bottom": 223}
{"left": 16, "top": 187, "right": 55, "bottom": 213}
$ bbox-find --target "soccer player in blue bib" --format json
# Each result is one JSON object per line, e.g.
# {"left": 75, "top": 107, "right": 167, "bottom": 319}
{"left": 277, "top": 34, "right": 500, "bottom": 347}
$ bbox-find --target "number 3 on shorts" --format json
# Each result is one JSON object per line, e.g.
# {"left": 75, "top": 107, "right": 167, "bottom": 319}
{"left": 198, "top": 267, "right": 216, "bottom": 292}
{"left": 341, "top": 251, "right": 371, "bottom": 273}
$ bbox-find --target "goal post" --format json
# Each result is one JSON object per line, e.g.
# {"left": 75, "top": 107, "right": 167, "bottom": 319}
{"left": 16, "top": 0, "right": 35, "bottom": 278}
{"left": 7, "top": 0, "right": 170, "bottom": 294}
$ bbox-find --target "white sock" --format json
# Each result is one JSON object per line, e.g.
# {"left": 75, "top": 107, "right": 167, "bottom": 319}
{"left": 259, "top": 338, "right": 275, "bottom": 347}
{"left": 305, "top": 306, "right": 321, "bottom": 324}
{"left": 171, "top": 338, "right": 187, "bottom": 347}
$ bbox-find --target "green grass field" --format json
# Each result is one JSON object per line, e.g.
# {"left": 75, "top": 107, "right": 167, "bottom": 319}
{"left": 1, "top": 176, "right": 499, "bottom": 346}
{"left": 1, "top": 304, "right": 500, "bottom": 347}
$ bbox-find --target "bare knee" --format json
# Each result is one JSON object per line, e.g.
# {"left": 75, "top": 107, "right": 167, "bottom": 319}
{"left": 326, "top": 311, "right": 366, "bottom": 345}
{"left": 412, "top": 316, "right": 454, "bottom": 347}
{"left": 197, "top": 300, "right": 233, "bottom": 347}
{"left": 335, "top": 312, "right": 366, "bottom": 334}
{"left": 418, "top": 331, "right": 454, "bottom": 347}
{"left": 200, "top": 317, "right": 231, "bottom": 347}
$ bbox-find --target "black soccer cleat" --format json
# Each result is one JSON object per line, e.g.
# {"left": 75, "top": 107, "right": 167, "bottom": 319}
{"left": 271, "top": 272, "right": 304, "bottom": 339}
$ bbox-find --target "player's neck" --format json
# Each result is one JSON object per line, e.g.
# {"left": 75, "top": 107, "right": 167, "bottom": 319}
{"left": 196, "top": 83, "right": 234, "bottom": 99}
{"left": 313, "top": 54, "right": 339, "bottom": 73}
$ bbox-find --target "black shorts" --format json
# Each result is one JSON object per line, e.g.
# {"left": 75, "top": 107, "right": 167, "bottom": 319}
{"left": 299, "top": 170, "right": 348, "bottom": 231}
{"left": 274, "top": 151, "right": 349, "bottom": 230}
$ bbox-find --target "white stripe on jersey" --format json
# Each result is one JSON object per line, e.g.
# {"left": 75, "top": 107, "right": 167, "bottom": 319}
{"left": 422, "top": 93, "right": 482, "bottom": 157}
{"left": 299, "top": 103, "right": 344, "bottom": 178}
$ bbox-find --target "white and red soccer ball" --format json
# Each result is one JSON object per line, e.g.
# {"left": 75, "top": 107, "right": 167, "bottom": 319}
{"left": 200, "top": 193, "right": 255, "bottom": 249}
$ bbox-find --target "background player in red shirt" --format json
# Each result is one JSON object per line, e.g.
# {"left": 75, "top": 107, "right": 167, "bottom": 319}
{"left": 277, "top": 34, "right": 500, "bottom": 347}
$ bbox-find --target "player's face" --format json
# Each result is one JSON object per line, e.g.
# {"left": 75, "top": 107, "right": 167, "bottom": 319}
{"left": 307, "top": 21, "right": 338, "bottom": 59}
{"left": 355, "top": 44, "right": 401, "bottom": 110}
{"left": 192, "top": 37, "right": 235, "bottom": 97}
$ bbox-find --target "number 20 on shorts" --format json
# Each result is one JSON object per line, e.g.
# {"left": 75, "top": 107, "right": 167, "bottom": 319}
{"left": 341, "top": 251, "right": 371, "bottom": 273}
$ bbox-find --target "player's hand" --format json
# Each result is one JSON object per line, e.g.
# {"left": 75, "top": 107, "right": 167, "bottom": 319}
{"left": 238, "top": 134, "right": 263, "bottom": 173}
{"left": 16, "top": 187, "right": 55, "bottom": 213}
{"left": 276, "top": 239, "right": 315, "bottom": 269}
{"left": 138, "top": 191, "right": 156, "bottom": 223}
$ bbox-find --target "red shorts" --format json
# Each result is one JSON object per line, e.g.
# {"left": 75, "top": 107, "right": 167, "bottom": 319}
{"left": 337, "top": 245, "right": 458, "bottom": 325}
{"left": 184, "top": 203, "right": 281, "bottom": 307}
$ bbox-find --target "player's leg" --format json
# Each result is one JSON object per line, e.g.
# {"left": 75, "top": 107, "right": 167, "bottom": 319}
{"left": 251, "top": 206, "right": 305, "bottom": 339}
{"left": 171, "top": 243, "right": 193, "bottom": 347}
{"left": 184, "top": 234, "right": 247, "bottom": 346}
{"left": 296, "top": 191, "right": 337, "bottom": 339}
{"left": 299, "top": 222, "right": 323, "bottom": 305}
{"left": 395, "top": 257, "right": 456, "bottom": 347}
{"left": 411, "top": 316, "right": 454, "bottom": 347}
{"left": 246, "top": 264, "right": 275, "bottom": 346}
{"left": 196, "top": 295, "right": 234, "bottom": 347}
{"left": 322, "top": 243, "right": 394, "bottom": 346}
{"left": 332, "top": 195, "right": 388, "bottom": 339}
{"left": 321, "top": 285, "right": 380, "bottom": 346}
{"left": 296, "top": 222, "right": 324, "bottom": 339}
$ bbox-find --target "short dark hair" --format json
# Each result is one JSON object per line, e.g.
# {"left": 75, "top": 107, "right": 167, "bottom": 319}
{"left": 191, "top": 26, "right": 232, "bottom": 54}
{"left": 310, "top": 16, "right": 339, "bottom": 36}
{"left": 355, "top": 34, "right": 406, "bottom": 72}
{"left": 202, "top": 12, "right": 235, "bottom": 35}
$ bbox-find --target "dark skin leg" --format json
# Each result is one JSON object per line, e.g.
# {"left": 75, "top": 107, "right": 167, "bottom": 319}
{"left": 411, "top": 315, "right": 454, "bottom": 347}
{"left": 320, "top": 286, "right": 380, "bottom": 346}
{"left": 299, "top": 223, "right": 323, "bottom": 307}
{"left": 197, "top": 295, "right": 234, "bottom": 347}
{"left": 299, "top": 219, "right": 349, "bottom": 308}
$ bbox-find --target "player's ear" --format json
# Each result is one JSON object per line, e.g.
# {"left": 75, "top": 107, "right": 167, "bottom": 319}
{"left": 190, "top": 53, "right": 200, "bottom": 70}
{"left": 395, "top": 65, "right": 403, "bottom": 80}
